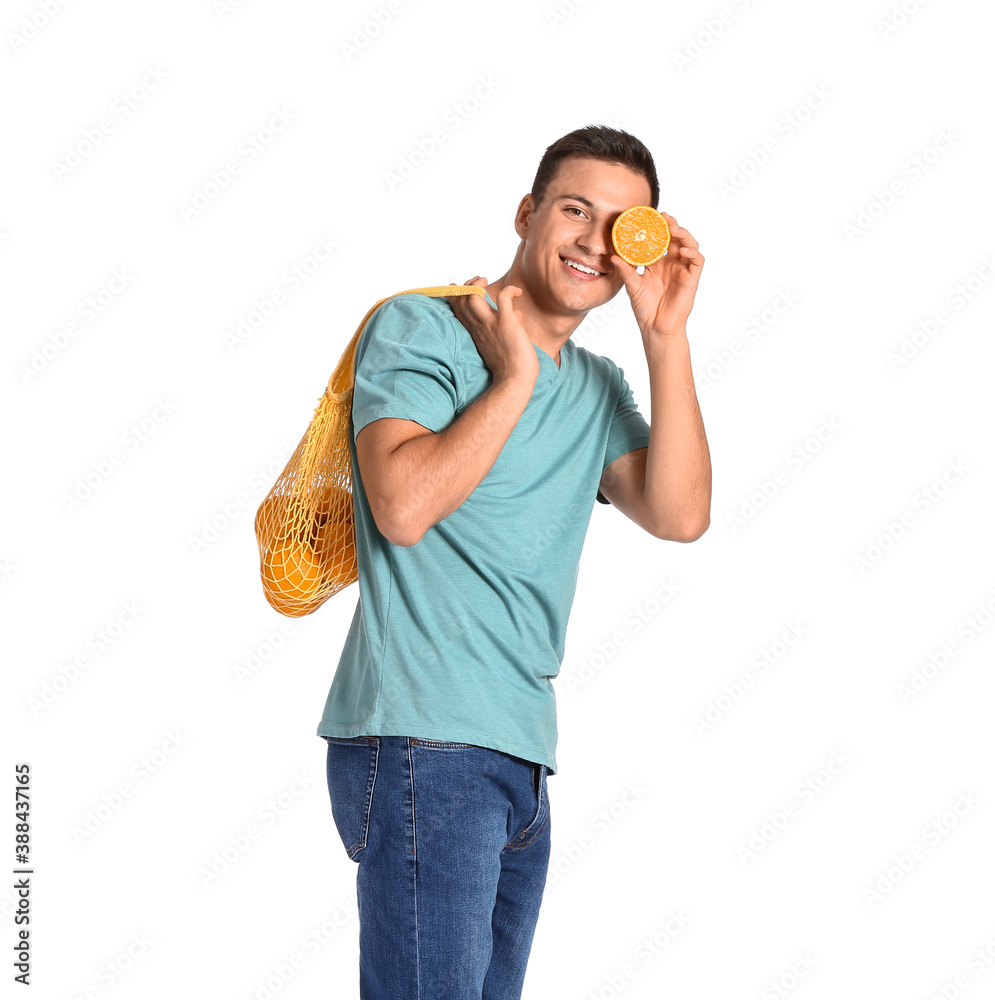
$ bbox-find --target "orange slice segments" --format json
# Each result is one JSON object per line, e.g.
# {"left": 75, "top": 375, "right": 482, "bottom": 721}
{"left": 612, "top": 206, "right": 671, "bottom": 266}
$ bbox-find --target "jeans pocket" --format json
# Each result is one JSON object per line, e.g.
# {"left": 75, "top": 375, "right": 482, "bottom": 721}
{"left": 507, "top": 763, "right": 549, "bottom": 850}
{"left": 324, "top": 736, "right": 379, "bottom": 860}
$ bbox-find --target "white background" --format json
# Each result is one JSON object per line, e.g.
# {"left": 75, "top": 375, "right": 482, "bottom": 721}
{"left": 3, "top": 0, "right": 994, "bottom": 997}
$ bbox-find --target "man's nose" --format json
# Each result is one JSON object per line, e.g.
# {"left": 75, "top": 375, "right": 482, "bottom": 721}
{"left": 578, "top": 221, "right": 611, "bottom": 257}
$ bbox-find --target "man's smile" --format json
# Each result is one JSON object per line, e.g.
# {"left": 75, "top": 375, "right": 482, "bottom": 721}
{"left": 559, "top": 254, "right": 609, "bottom": 280}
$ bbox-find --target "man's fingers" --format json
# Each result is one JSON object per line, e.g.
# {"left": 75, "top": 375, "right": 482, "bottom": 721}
{"left": 610, "top": 254, "right": 640, "bottom": 287}
{"left": 463, "top": 290, "right": 495, "bottom": 323}
{"left": 496, "top": 284, "right": 522, "bottom": 309}
{"left": 447, "top": 276, "right": 498, "bottom": 333}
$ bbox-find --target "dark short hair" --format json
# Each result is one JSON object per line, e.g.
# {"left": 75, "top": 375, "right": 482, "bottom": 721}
{"left": 531, "top": 125, "right": 660, "bottom": 209}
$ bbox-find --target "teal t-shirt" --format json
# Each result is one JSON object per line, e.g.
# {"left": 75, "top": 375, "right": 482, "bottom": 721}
{"left": 315, "top": 292, "right": 651, "bottom": 774}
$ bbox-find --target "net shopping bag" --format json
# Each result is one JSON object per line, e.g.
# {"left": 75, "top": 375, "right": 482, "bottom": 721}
{"left": 254, "top": 284, "right": 485, "bottom": 617}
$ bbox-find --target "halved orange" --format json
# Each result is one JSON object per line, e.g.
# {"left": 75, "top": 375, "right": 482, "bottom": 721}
{"left": 612, "top": 206, "right": 670, "bottom": 266}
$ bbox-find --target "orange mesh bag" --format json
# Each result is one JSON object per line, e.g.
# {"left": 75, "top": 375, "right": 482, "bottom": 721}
{"left": 254, "top": 284, "right": 485, "bottom": 617}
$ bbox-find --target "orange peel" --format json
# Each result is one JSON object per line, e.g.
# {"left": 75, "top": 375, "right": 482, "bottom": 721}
{"left": 261, "top": 537, "right": 324, "bottom": 603}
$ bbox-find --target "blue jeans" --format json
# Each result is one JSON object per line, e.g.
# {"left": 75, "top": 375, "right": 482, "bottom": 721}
{"left": 323, "top": 735, "right": 551, "bottom": 999}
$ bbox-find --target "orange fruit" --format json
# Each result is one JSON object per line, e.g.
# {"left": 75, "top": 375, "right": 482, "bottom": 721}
{"left": 257, "top": 494, "right": 297, "bottom": 539}
{"left": 313, "top": 482, "right": 353, "bottom": 529}
{"left": 256, "top": 482, "right": 357, "bottom": 613}
{"left": 261, "top": 537, "right": 324, "bottom": 602}
{"left": 257, "top": 482, "right": 351, "bottom": 543}
{"left": 313, "top": 518, "right": 357, "bottom": 585}
{"left": 611, "top": 206, "right": 670, "bottom": 266}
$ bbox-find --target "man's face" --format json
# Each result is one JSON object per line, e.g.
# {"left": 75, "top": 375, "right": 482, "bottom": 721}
{"left": 515, "top": 156, "right": 654, "bottom": 316}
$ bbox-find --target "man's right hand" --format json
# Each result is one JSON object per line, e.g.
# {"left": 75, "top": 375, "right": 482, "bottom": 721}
{"left": 447, "top": 277, "right": 540, "bottom": 388}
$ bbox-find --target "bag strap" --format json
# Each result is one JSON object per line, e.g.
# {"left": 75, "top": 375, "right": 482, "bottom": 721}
{"left": 324, "top": 284, "right": 486, "bottom": 397}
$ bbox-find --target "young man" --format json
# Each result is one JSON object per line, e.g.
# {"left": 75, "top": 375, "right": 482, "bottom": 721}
{"left": 316, "top": 125, "right": 710, "bottom": 999}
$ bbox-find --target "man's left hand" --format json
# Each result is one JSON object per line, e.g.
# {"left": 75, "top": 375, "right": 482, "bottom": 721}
{"left": 611, "top": 212, "right": 704, "bottom": 338}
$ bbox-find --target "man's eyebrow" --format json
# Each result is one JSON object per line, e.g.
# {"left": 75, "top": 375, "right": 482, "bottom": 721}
{"left": 555, "top": 193, "right": 596, "bottom": 208}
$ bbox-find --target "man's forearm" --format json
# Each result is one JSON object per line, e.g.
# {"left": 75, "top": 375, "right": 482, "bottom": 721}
{"left": 384, "top": 377, "right": 535, "bottom": 546}
{"left": 643, "top": 330, "right": 711, "bottom": 539}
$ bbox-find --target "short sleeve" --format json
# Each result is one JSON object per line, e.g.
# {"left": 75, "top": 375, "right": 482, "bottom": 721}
{"left": 597, "top": 367, "right": 651, "bottom": 505}
{"left": 351, "top": 296, "right": 460, "bottom": 439}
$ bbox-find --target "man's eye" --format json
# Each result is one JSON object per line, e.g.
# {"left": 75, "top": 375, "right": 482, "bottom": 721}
{"left": 567, "top": 207, "right": 585, "bottom": 217}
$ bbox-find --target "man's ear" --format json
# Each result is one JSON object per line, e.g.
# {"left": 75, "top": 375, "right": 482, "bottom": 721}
{"left": 514, "top": 193, "right": 535, "bottom": 241}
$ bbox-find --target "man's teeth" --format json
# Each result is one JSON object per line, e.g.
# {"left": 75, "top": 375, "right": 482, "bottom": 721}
{"left": 564, "top": 258, "right": 600, "bottom": 275}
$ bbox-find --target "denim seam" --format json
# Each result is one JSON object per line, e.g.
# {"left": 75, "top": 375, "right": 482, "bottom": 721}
{"left": 345, "top": 739, "right": 379, "bottom": 859}
{"left": 363, "top": 740, "right": 380, "bottom": 856}
{"left": 407, "top": 738, "right": 418, "bottom": 861}
{"left": 405, "top": 737, "right": 422, "bottom": 994}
